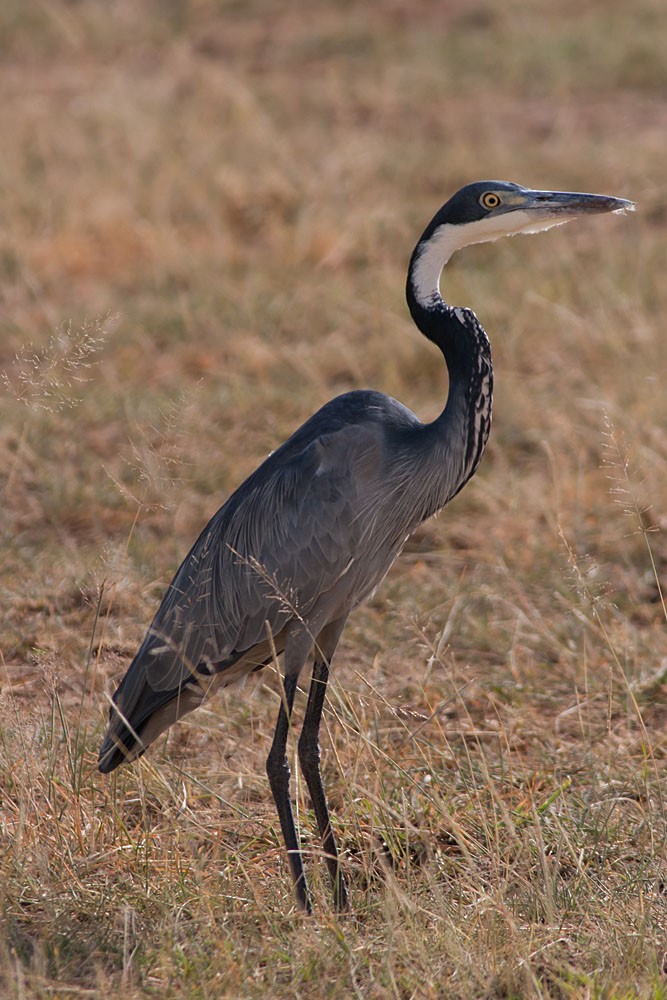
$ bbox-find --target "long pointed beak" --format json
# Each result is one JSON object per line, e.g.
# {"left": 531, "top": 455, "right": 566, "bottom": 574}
{"left": 519, "top": 188, "right": 635, "bottom": 218}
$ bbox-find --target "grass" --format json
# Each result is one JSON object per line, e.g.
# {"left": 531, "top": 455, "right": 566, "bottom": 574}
{"left": 1, "top": 0, "right": 666, "bottom": 996}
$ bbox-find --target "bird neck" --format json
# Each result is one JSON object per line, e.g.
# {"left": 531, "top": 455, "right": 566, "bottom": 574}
{"left": 405, "top": 244, "right": 493, "bottom": 499}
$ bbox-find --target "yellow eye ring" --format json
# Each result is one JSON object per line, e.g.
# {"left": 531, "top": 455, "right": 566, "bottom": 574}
{"left": 481, "top": 192, "right": 501, "bottom": 210}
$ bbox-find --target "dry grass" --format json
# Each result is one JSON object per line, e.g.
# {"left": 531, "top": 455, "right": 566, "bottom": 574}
{"left": 1, "top": 1, "right": 666, "bottom": 997}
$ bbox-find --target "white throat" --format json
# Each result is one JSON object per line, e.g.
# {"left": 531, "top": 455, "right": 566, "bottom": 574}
{"left": 411, "top": 212, "right": 572, "bottom": 308}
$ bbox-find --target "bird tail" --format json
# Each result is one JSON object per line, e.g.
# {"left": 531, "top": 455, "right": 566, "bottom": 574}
{"left": 98, "top": 650, "right": 205, "bottom": 774}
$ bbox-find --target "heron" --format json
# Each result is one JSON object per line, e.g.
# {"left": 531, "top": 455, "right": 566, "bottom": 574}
{"left": 99, "top": 180, "right": 633, "bottom": 912}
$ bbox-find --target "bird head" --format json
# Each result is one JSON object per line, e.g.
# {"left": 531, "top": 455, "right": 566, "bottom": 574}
{"left": 434, "top": 180, "right": 635, "bottom": 243}
{"left": 410, "top": 180, "right": 635, "bottom": 308}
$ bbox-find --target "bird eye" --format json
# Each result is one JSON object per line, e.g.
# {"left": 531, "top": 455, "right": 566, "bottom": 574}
{"left": 480, "top": 192, "right": 501, "bottom": 209}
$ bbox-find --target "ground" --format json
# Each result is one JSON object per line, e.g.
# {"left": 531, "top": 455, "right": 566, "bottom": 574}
{"left": 0, "top": 1, "right": 666, "bottom": 997}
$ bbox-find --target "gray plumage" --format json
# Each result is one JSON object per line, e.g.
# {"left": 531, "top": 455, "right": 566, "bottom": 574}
{"left": 99, "top": 181, "right": 633, "bottom": 912}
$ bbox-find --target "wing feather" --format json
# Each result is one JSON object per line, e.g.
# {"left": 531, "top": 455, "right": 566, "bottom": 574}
{"left": 99, "top": 391, "right": 423, "bottom": 770}
{"left": 135, "top": 421, "right": 383, "bottom": 694}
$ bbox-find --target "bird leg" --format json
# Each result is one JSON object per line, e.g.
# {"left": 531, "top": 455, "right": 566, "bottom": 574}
{"left": 298, "top": 625, "right": 350, "bottom": 912}
{"left": 266, "top": 671, "right": 312, "bottom": 912}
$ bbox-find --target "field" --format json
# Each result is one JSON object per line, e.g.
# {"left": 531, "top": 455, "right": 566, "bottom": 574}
{"left": 1, "top": 1, "right": 666, "bottom": 997}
